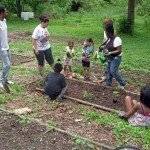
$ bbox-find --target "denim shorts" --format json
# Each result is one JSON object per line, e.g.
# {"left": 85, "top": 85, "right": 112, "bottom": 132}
{"left": 34, "top": 47, "right": 54, "bottom": 66}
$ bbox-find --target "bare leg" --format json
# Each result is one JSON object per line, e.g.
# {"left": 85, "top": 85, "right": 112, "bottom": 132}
{"left": 50, "top": 63, "right": 54, "bottom": 70}
{"left": 38, "top": 66, "right": 43, "bottom": 74}
{"left": 87, "top": 67, "right": 90, "bottom": 77}
{"left": 63, "top": 65, "right": 67, "bottom": 76}
{"left": 83, "top": 67, "right": 87, "bottom": 77}
{"left": 69, "top": 66, "right": 72, "bottom": 73}
{"left": 69, "top": 66, "right": 72, "bottom": 78}
{"left": 124, "top": 96, "right": 134, "bottom": 112}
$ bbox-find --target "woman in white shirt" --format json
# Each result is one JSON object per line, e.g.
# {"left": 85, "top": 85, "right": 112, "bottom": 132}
{"left": 100, "top": 23, "right": 126, "bottom": 89}
{"left": 32, "top": 16, "right": 54, "bottom": 78}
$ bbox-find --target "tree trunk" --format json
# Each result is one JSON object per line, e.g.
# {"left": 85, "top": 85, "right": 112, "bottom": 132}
{"left": 16, "top": 0, "right": 22, "bottom": 17}
{"left": 128, "top": 0, "right": 135, "bottom": 34}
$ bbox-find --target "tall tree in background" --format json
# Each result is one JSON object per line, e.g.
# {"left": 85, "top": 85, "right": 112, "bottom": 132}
{"left": 127, "top": 0, "right": 135, "bottom": 34}
{"left": 16, "top": 0, "right": 22, "bottom": 17}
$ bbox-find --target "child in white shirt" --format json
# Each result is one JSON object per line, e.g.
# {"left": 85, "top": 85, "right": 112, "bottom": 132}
{"left": 63, "top": 41, "right": 74, "bottom": 78}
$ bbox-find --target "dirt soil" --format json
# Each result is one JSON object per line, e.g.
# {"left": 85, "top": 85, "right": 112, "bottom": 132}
{"left": 0, "top": 54, "right": 34, "bottom": 66}
{"left": 30, "top": 79, "right": 140, "bottom": 110}
{"left": 0, "top": 110, "right": 101, "bottom": 150}
{"left": 66, "top": 79, "right": 140, "bottom": 110}
{"left": 11, "top": 54, "right": 34, "bottom": 65}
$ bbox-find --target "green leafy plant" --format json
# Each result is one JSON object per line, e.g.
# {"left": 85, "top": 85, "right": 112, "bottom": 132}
{"left": 47, "top": 120, "right": 56, "bottom": 127}
{"left": 73, "top": 136, "right": 95, "bottom": 149}
{"left": 82, "top": 90, "right": 92, "bottom": 101}
{"left": 17, "top": 116, "right": 30, "bottom": 124}
{"left": 112, "top": 91, "right": 119, "bottom": 97}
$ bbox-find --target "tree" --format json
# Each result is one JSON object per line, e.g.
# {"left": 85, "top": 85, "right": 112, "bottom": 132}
{"left": 127, "top": 0, "right": 135, "bottom": 34}
{"left": 16, "top": 0, "right": 22, "bottom": 17}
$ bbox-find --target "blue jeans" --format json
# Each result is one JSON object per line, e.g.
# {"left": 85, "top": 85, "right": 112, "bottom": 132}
{"left": 106, "top": 56, "right": 126, "bottom": 86}
{"left": 0, "top": 49, "right": 11, "bottom": 83}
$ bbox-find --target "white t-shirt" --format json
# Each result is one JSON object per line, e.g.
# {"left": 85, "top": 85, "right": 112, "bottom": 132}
{"left": 107, "top": 36, "right": 122, "bottom": 56}
{"left": 32, "top": 24, "right": 50, "bottom": 51}
{"left": 0, "top": 19, "right": 9, "bottom": 51}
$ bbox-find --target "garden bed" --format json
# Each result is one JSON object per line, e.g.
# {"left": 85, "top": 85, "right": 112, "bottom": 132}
{"left": 0, "top": 109, "right": 107, "bottom": 150}
{"left": 0, "top": 54, "right": 34, "bottom": 66}
{"left": 27, "top": 78, "right": 140, "bottom": 111}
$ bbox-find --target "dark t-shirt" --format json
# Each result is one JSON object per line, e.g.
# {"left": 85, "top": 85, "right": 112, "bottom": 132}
{"left": 44, "top": 72, "right": 67, "bottom": 96}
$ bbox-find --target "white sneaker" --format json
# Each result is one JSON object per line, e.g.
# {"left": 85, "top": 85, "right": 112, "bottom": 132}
{"left": 0, "top": 83, "right": 4, "bottom": 88}
{"left": 5, "top": 80, "right": 14, "bottom": 84}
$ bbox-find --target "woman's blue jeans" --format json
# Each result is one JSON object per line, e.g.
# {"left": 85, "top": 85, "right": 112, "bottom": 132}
{"left": 106, "top": 56, "right": 126, "bottom": 86}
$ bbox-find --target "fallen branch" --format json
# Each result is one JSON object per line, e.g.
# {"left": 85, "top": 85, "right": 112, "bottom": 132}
{"left": 35, "top": 87, "right": 117, "bottom": 112}
{"left": 63, "top": 95, "right": 117, "bottom": 112}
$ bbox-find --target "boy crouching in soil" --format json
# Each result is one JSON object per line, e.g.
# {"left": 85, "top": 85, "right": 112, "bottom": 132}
{"left": 44, "top": 63, "right": 67, "bottom": 101}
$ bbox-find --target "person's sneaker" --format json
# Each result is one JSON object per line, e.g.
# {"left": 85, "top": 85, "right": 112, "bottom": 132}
{"left": 37, "top": 73, "right": 43, "bottom": 79}
{"left": 101, "top": 76, "right": 106, "bottom": 81}
{"left": 56, "top": 96, "right": 63, "bottom": 102}
{"left": 5, "top": 80, "right": 14, "bottom": 84}
{"left": 0, "top": 83, "right": 4, "bottom": 88}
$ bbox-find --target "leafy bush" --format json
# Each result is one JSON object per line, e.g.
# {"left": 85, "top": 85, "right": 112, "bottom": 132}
{"left": 35, "top": 2, "right": 68, "bottom": 18}
{"left": 117, "top": 15, "right": 132, "bottom": 34}
{"left": 136, "top": 0, "right": 150, "bottom": 17}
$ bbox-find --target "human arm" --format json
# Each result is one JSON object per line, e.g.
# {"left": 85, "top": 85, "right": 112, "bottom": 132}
{"left": 104, "top": 45, "right": 121, "bottom": 56}
{"left": 32, "top": 38, "right": 39, "bottom": 55}
{"left": 32, "top": 27, "right": 39, "bottom": 55}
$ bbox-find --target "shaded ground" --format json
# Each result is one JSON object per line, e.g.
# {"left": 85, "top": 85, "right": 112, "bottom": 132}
{"left": 0, "top": 110, "right": 101, "bottom": 150}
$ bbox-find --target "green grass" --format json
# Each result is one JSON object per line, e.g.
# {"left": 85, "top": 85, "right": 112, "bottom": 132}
{"left": 78, "top": 109, "right": 150, "bottom": 149}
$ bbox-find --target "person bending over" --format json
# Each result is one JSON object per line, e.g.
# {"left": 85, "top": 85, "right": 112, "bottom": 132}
{"left": 44, "top": 63, "right": 67, "bottom": 101}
